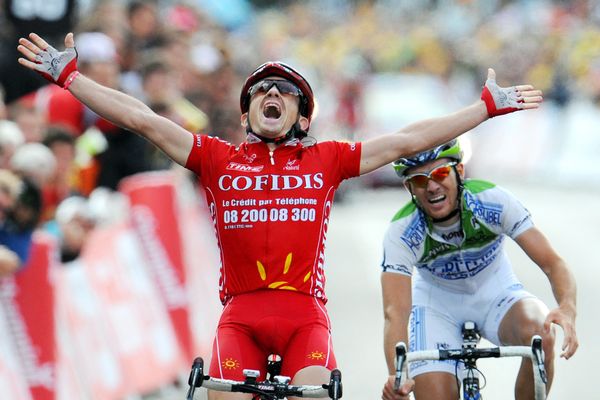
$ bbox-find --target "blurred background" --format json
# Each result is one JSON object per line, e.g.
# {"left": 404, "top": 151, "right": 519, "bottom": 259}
{"left": 0, "top": 0, "right": 598, "bottom": 399}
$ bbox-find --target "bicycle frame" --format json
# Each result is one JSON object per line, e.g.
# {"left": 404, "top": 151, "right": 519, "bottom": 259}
{"left": 185, "top": 356, "right": 342, "bottom": 399}
{"left": 394, "top": 322, "right": 548, "bottom": 400}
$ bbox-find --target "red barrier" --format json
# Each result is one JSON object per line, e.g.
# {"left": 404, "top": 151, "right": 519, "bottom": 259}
{"left": 120, "top": 172, "right": 194, "bottom": 360}
{"left": 61, "top": 223, "right": 186, "bottom": 397}
{"left": 0, "top": 297, "right": 32, "bottom": 400}
{"left": 177, "top": 181, "right": 222, "bottom": 359}
{"left": 0, "top": 232, "right": 57, "bottom": 400}
{"left": 0, "top": 172, "right": 222, "bottom": 399}
{"left": 54, "top": 256, "right": 127, "bottom": 400}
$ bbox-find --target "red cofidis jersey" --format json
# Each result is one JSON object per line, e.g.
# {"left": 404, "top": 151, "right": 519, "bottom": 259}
{"left": 185, "top": 134, "right": 361, "bottom": 304}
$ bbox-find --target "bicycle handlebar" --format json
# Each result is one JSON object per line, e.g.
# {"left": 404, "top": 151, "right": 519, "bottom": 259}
{"left": 186, "top": 357, "right": 342, "bottom": 399}
{"left": 394, "top": 335, "right": 547, "bottom": 400}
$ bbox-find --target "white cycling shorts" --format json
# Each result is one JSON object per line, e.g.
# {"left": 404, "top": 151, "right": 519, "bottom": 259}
{"left": 408, "top": 281, "right": 536, "bottom": 378}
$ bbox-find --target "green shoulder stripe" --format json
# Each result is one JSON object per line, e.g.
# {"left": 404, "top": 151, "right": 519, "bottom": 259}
{"left": 464, "top": 179, "right": 496, "bottom": 194}
{"left": 391, "top": 202, "right": 417, "bottom": 222}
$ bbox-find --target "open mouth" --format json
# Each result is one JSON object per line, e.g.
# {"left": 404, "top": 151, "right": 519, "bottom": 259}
{"left": 428, "top": 194, "right": 446, "bottom": 204}
{"left": 263, "top": 103, "right": 281, "bottom": 119}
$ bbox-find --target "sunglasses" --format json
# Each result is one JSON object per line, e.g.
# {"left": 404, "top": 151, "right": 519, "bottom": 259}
{"left": 248, "top": 79, "right": 302, "bottom": 97}
{"left": 405, "top": 162, "right": 457, "bottom": 188}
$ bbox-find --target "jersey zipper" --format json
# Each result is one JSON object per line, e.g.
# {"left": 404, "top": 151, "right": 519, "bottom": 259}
{"left": 264, "top": 147, "right": 275, "bottom": 284}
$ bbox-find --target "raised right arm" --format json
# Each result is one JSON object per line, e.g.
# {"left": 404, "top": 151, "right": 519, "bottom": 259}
{"left": 359, "top": 69, "right": 543, "bottom": 175}
{"left": 17, "top": 33, "right": 193, "bottom": 166}
{"left": 65, "top": 73, "right": 193, "bottom": 166}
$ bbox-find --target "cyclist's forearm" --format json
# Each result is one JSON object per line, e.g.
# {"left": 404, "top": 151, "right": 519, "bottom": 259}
{"left": 381, "top": 273, "right": 412, "bottom": 374}
{"left": 393, "top": 101, "right": 487, "bottom": 153}
{"left": 68, "top": 73, "right": 154, "bottom": 134}
{"left": 383, "top": 315, "right": 410, "bottom": 375}
{"left": 360, "top": 102, "right": 487, "bottom": 175}
{"left": 547, "top": 260, "right": 577, "bottom": 315}
{"left": 515, "top": 228, "right": 577, "bottom": 318}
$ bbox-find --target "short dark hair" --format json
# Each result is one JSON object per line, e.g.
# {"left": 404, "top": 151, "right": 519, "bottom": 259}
{"left": 127, "top": 0, "right": 157, "bottom": 18}
{"left": 42, "top": 126, "right": 76, "bottom": 148}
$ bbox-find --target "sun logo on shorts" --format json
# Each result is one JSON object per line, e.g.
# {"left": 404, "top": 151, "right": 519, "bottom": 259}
{"left": 256, "top": 252, "right": 312, "bottom": 290}
{"left": 306, "top": 350, "right": 326, "bottom": 360}
{"left": 222, "top": 358, "right": 240, "bottom": 370}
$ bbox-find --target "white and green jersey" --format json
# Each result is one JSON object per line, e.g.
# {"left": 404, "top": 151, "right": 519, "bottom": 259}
{"left": 381, "top": 180, "right": 534, "bottom": 294}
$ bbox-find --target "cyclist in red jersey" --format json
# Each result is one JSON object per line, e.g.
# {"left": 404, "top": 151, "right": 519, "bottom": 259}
{"left": 17, "top": 33, "right": 543, "bottom": 400}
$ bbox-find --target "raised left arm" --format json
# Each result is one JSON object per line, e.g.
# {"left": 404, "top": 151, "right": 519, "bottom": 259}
{"left": 515, "top": 227, "right": 578, "bottom": 359}
{"left": 359, "top": 69, "right": 543, "bottom": 175}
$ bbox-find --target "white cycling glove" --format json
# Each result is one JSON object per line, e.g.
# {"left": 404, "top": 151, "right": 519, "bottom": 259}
{"left": 480, "top": 75, "right": 523, "bottom": 118}
{"left": 34, "top": 45, "right": 78, "bottom": 88}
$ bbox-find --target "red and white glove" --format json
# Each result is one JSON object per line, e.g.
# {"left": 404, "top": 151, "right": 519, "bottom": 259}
{"left": 34, "top": 44, "right": 78, "bottom": 88}
{"left": 480, "top": 71, "right": 523, "bottom": 118}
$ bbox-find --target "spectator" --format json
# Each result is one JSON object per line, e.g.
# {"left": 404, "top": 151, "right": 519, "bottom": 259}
{"left": 0, "top": 120, "right": 25, "bottom": 169}
{"left": 41, "top": 128, "right": 80, "bottom": 222}
{"left": 139, "top": 55, "right": 209, "bottom": 134}
{"left": 0, "top": 169, "right": 23, "bottom": 275}
{"left": 0, "top": 170, "right": 41, "bottom": 274}
{"left": 48, "top": 195, "right": 96, "bottom": 263}
{"left": 10, "top": 142, "right": 56, "bottom": 190}
{"left": 127, "top": 1, "right": 162, "bottom": 50}
{"left": 121, "top": 0, "right": 163, "bottom": 73}
{"left": 0, "top": 169, "right": 22, "bottom": 225}
{"left": 6, "top": 96, "right": 46, "bottom": 143}
{"left": 9, "top": 141, "right": 56, "bottom": 224}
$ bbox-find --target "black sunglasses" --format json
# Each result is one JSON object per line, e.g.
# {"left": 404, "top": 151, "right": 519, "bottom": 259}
{"left": 248, "top": 79, "right": 302, "bottom": 97}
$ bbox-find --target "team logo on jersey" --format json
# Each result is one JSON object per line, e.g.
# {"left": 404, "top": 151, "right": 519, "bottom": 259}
{"left": 465, "top": 192, "right": 502, "bottom": 226}
{"left": 243, "top": 153, "right": 257, "bottom": 163}
{"left": 222, "top": 358, "right": 240, "bottom": 370}
{"left": 255, "top": 252, "right": 310, "bottom": 291}
{"left": 226, "top": 162, "right": 264, "bottom": 172}
{"left": 283, "top": 159, "right": 300, "bottom": 170}
{"left": 218, "top": 173, "right": 324, "bottom": 191}
{"left": 441, "top": 230, "right": 464, "bottom": 242}
{"left": 401, "top": 214, "right": 427, "bottom": 251}
{"left": 306, "top": 350, "right": 326, "bottom": 360}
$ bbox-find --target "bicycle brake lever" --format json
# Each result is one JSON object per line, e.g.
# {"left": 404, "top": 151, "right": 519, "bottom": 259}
{"left": 186, "top": 357, "right": 205, "bottom": 400}
{"left": 394, "top": 342, "right": 407, "bottom": 391}
{"left": 531, "top": 336, "right": 548, "bottom": 384}
{"left": 328, "top": 368, "right": 343, "bottom": 399}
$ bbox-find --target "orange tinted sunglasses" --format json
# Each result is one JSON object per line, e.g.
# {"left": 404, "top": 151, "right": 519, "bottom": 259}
{"left": 405, "top": 162, "right": 457, "bottom": 188}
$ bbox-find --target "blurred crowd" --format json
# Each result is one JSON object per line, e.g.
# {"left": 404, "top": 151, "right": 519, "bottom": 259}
{"left": 0, "top": 0, "right": 599, "bottom": 275}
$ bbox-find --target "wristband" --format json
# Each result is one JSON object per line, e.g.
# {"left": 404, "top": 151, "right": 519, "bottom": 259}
{"left": 63, "top": 71, "right": 80, "bottom": 90}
